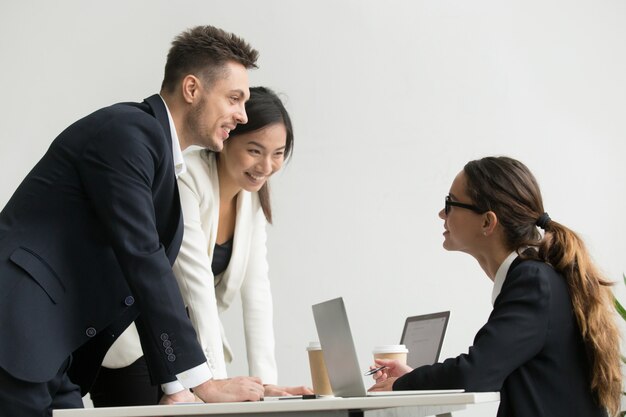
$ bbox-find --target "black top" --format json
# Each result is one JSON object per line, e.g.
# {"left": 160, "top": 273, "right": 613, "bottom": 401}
{"left": 393, "top": 257, "right": 606, "bottom": 417}
{"left": 212, "top": 238, "right": 233, "bottom": 280}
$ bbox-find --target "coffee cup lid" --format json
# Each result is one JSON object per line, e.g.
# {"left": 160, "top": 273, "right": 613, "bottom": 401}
{"left": 372, "top": 344, "right": 408, "bottom": 354}
{"left": 306, "top": 341, "right": 322, "bottom": 351}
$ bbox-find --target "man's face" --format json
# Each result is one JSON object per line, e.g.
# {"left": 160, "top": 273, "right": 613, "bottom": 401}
{"left": 185, "top": 61, "right": 250, "bottom": 151}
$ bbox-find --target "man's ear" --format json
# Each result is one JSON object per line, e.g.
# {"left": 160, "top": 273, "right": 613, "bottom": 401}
{"left": 482, "top": 211, "right": 498, "bottom": 236}
{"left": 181, "top": 75, "right": 201, "bottom": 104}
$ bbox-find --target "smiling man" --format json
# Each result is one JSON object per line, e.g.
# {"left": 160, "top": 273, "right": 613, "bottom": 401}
{"left": 0, "top": 25, "right": 263, "bottom": 416}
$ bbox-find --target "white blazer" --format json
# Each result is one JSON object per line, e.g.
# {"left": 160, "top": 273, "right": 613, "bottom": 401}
{"left": 102, "top": 150, "right": 277, "bottom": 384}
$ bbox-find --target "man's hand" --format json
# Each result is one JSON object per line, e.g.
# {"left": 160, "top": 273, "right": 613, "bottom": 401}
{"left": 159, "top": 389, "right": 197, "bottom": 405}
{"left": 263, "top": 384, "right": 314, "bottom": 397}
{"left": 193, "top": 376, "right": 264, "bottom": 403}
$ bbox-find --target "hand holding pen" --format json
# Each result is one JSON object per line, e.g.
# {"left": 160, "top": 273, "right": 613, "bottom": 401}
{"left": 366, "top": 358, "right": 413, "bottom": 393}
{"left": 367, "top": 358, "right": 413, "bottom": 381}
{"left": 364, "top": 365, "right": 387, "bottom": 376}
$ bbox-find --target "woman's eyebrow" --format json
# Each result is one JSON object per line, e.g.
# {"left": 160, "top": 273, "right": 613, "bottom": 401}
{"left": 247, "top": 141, "right": 286, "bottom": 151}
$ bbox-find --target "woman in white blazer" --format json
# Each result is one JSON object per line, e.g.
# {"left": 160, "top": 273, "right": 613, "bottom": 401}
{"left": 90, "top": 87, "right": 312, "bottom": 406}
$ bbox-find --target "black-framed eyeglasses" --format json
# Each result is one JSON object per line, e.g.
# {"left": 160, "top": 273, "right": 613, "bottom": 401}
{"left": 444, "top": 195, "right": 484, "bottom": 216}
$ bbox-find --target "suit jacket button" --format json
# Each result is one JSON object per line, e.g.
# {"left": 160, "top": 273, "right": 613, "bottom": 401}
{"left": 85, "top": 327, "right": 97, "bottom": 337}
{"left": 124, "top": 296, "right": 135, "bottom": 306}
{"left": 160, "top": 333, "right": 169, "bottom": 341}
{"left": 167, "top": 354, "right": 176, "bottom": 362}
{"left": 163, "top": 340, "right": 172, "bottom": 348}
{"left": 165, "top": 347, "right": 174, "bottom": 355}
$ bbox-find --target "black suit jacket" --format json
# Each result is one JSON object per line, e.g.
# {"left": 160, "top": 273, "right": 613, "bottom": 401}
{"left": 0, "top": 95, "right": 205, "bottom": 393}
{"left": 394, "top": 257, "right": 606, "bottom": 417}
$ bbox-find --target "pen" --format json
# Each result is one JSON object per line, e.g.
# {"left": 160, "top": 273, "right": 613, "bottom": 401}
{"left": 364, "top": 365, "right": 387, "bottom": 376}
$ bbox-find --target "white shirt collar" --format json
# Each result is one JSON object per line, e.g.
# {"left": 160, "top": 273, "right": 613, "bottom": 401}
{"left": 158, "top": 95, "right": 186, "bottom": 177}
{"left": 491, "top": 251, "right": 519, "bottom": 306}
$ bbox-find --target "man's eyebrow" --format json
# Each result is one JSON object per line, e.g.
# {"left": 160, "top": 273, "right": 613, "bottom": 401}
{"left": 230, "top": 89, "right": 247, "bottom": 99}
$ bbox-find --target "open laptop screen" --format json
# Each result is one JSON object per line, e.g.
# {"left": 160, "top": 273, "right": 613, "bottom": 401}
{"left": 400, "top": 311, "right": 450, "bottom": 368}
{"left": 313, "top": 298, "right": 461, "bottom": 398}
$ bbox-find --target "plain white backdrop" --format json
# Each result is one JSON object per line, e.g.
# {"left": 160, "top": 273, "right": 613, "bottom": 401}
{"left": 1, "top": 1, "right": 625, "bottom": 415}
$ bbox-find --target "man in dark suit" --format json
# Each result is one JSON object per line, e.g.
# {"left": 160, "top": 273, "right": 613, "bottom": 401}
{"left": 0, "top": 25, "right": 265, "bottom": 416}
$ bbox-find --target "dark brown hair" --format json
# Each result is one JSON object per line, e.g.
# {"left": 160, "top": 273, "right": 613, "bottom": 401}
{"left": 211, "top": 86, "right": 293, "bottom": 223}
{"left": 161, "top": 25, "right": 258, "bottom": 93}
{"left": 463, "top": 156, "right": 621, "bottom": 416}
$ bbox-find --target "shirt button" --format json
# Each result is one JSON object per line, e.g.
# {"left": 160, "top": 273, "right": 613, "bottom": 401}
{"left": 85, "top": 327, "right": 97, "bottom": 337}
{"left": 167, "top": 354, "right": 176, "bottom": 362}
{"left": 124, "top": 296, "right": 135, "bottom": 306}
{"left": 160, "top": 333, "right": 169, "bottom": 341}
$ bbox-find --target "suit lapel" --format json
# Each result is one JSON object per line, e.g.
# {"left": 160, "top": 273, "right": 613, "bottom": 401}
{"left": 144, "top": 94, "right": 172, "bottom": 142}
{"left": 143, "top": 94, "right": 183, "bottom": 265}
{"left": 166, "top": 184, "right": 184, "bottom": 265}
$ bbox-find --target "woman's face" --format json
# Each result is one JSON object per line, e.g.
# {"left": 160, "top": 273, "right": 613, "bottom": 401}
{"left": 438, "top": 170, "right": 485, "bottom": 254}
{"left": 218, "top": 123, "right": 287, "bottom": 192}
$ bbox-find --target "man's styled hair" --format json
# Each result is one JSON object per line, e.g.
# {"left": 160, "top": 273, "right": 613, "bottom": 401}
{"left": 161, "top": 25, "right": 259, "bottom": 93}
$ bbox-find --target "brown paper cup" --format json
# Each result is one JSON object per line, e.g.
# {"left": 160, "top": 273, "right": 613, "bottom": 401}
{"left": 306, "top": 342, "right": 333, "bottom": 396}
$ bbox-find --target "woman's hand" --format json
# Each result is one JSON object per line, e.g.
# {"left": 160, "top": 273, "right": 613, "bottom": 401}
{"left": 263, "top": 384, "right": 314, "bottom": 396}
{"left": 369, "top": 358, "right": 412, "bottom": 383}
{"left": 368, "top": 376, "right": 399, "bottom": 392}
{"left": 193, "top": 376, "right": 264, "bottom": 403}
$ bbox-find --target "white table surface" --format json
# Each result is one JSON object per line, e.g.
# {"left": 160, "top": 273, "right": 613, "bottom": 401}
{"left": 54, "top": 392, "right": 500, "bottom": 417}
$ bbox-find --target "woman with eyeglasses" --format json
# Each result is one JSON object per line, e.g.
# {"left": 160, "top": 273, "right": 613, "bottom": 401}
{"left": 369, "top": 156, "right": 621, "bottom": 417}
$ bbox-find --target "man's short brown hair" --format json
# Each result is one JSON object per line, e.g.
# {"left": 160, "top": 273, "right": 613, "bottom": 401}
{"left": 161, "top": 25, "right": 258, "bottom": 93}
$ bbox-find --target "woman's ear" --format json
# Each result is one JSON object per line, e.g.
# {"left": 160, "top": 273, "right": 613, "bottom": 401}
{"left": 482, "top": 211, "right": 498, "bottom": 236}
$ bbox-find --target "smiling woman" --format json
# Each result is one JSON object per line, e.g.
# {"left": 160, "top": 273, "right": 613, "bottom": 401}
{"left": 89, "top": 87, "right": 312, "bottom": 406}
{"left": 218, "top": 123, "right": 287, "bottom": 192}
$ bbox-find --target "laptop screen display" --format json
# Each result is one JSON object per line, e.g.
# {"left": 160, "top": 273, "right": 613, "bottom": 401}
{"left": 400, "top": 311, "right": 450, "bottom": 368}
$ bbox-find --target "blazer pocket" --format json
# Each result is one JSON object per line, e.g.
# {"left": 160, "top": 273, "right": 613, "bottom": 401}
{"left": 9, "top": 247, "right": 65, "bottom": 304}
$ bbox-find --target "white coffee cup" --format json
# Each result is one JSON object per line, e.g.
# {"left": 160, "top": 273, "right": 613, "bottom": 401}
{"left": 372, "top": 344, "right": 409, "bottom": 365}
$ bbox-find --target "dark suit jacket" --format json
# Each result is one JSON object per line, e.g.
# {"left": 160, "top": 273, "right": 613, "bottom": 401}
{"left": 394, "top": 257, "right": 606, "bottom": 417}
{"left": 0, "top": 95, "right": 205, "bottom": 393}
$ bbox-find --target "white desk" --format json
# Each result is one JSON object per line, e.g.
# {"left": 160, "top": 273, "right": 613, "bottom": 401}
{"left": 54, "top": 392, "right": 499, "bottom": 417}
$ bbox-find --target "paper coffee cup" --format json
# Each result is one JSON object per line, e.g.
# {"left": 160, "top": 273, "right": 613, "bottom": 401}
{"left": 306, "top": 342, "right": 333, "bottom": 396}
{"left": 372, "top": 344, "right": 408, "bottom": 365}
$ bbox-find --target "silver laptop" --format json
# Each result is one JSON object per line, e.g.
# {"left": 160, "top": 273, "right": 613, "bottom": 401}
{"left": 312, "top": 297, "right": 462, "bottom": 398}
{"left": 400, "top": 311, "right": 449, "bottom": 368}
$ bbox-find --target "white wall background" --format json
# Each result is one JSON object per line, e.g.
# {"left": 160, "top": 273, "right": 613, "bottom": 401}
{"left": 2, "top": 1, "right": 626, "bottom": 416}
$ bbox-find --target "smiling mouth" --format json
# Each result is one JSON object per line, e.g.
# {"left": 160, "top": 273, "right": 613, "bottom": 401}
{"left": 222, "top": 126, "right": 235, "bottom": 139}
{"left": 246, "top": 172, "right": 265, "bottom": 182}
